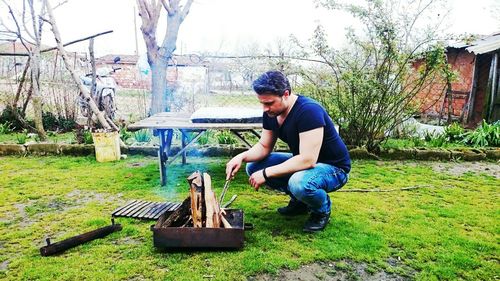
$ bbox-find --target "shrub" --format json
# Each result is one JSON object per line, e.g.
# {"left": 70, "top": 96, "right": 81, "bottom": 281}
{"left": 215, "top": 130, "right": 238, "bottom": 145}
{"left": 42, "top": 111, "right": 59, "bottom": 131}
{"left": 197, "top": 130, "right": 213, "bottom": 145}
{"left": 0, "top": 121, "right": 13, "bottom": 134}
{"left": 134, "top": 129, "right": 152, "bottom": 143}
{"left": 0, "top": 106, "right": 25, "bottom": 131}
{"left": 444, "top": 122, "right": 465, "bottom": 142}
{"left": 298, "top": 0, "right": 454, "bottom": 152}
{"left": 83, "top": 131, "right": 93, "bottom": 144}
{"left": 427, "top": 134, "right": 447, "bottom": 147}
{"left": 58, "top": 118, "right": 77, "bottom": 132}
{"left": 120, "top": 127, "right": 133, "bottom": 143}
{"left": 42, "top": 111, "right": 76, "bottom": 132}
{"left": 74, "top": 126, "right": 94, "bottom": 144}
{"left": 463, "top": 120, "right": 500, "bottom": 147}
{"left": 16, "top": 133, "right": 27, "bottom": 144}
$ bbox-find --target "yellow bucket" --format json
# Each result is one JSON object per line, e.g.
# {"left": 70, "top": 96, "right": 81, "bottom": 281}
{"left": 92, "top": 131, "right": 121, "bottom": 162}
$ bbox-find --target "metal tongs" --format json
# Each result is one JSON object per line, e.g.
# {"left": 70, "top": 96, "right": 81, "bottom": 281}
{"left": 219, "top": 179, "right": 237, "bottom": 208}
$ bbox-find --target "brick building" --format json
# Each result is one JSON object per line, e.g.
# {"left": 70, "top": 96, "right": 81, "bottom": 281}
{"left": 416, "top": 33, "right": 500, "bottom": 126}
{"left": 96, "top": 54, "right": 209, "bottom": 92}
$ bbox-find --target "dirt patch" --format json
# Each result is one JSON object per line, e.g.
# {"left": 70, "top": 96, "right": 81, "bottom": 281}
{"left": 431, "top": 161, "right": 500, "bottom": 178}
{"left": 14, "top": 203, "right": 30, "bottom": 227}
{"left": 127, "top": 161, "right": 150, "bottom": 168}
{"left": 248, "top": 260, "right": 411, "bottom": 281}
{"left": 0, "top": 260, "right": 9, "bottom": 271}
{"left": 9, "top": 192, "right": 124, "bottom": 227}
{"left": 113, "top": 237, "right": 145, "bottom": 245}
{"left": 66, "top": 190, "right": 124, "bottom": 205}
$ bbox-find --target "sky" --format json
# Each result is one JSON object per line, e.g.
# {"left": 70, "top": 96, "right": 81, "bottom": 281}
{"left": 4, "top": 0, "right": 500, "bottom": 56}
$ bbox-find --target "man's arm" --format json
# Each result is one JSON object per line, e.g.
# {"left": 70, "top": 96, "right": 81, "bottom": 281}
{"left": 225, "top": 129, "right": 277, "bottom": 179}
{"left": 248, "top": 127, "right": 323, "bottom": 189}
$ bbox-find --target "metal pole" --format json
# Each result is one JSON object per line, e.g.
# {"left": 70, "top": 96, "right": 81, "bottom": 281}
{"left": 133, "top": 6, "right": 139, "bottom": 56}
{"left": 488, "top": 53, "right": 498, "bottom": 122}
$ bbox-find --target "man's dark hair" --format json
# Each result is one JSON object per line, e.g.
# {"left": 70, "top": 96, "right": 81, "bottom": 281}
{"left": 252, "top": 70, "right": 291, "bottom": 96}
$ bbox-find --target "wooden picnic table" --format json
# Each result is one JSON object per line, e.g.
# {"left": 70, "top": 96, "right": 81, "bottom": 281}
{"left": 128, "top": 112, "right": 262, "bottom": 186}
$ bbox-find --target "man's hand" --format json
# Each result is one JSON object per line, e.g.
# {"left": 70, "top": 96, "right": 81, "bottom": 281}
{"left": 249, "top": 169, "right": 266, "bottom": 191}
{"left": 225, "top": 155, "right": 244, "bottom": 180}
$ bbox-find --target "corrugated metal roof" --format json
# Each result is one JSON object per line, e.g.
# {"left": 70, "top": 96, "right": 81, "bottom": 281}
{"left": 466, "top": 33, "right": 500, "bottom": 55}
{"left": 446, "top": 40, "right": 469, "bottom": 49}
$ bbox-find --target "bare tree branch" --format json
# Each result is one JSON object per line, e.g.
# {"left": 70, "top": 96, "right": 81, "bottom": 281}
{"left": 180, "top": 0, "right": 193, "bottom": 19}
{"left": 161, "top": 0, "right": 172, "bottom": 14}
{"left": 44, "top": 0, "right": 113, "bottom": 130}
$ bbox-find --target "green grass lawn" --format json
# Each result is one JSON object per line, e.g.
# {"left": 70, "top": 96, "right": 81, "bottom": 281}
{"left": 0, "top": 156, "right": 498, "bottom": 280}
{"left": 0, "top": 132, "right": 75, "bottom": 144}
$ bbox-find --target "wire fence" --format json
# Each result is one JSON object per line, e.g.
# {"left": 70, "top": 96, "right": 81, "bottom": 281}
{"left": 0, "top": 53, "right": 323, "bottom": 122}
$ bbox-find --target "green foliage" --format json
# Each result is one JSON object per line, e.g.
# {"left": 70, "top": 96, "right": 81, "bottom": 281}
{"left": 42, "top": 111, "right": 77, "bottom": 132}
{"left": 0, "top": 106, "right": 25, "bottom": 131}
{"left": 462, "top": 120, "right": 500, "bottom": 147}
{"left": 0, "top": 121, "right": 13, "bottom": 134}
{"left": 427, "top": 133, "right": 447, "bottom": 147}
{"left": 444, "top": 122, "right": 465, "bottom": 142}
{"left": 58, "top": 117, "right": 77, "bottom": 132}
{"left": 16, "top": 133, "right": 27, "bottom": 144}
{"left": 41, "top": 111, "right": 58, "bottom": 130}
{"left": 215, "top": 130, "right": 238, "bottom": 145}
{"left": 83, "top": 130, "right": 94, "bottom": 144}
{"left": 119, "top": 127, "right": 133, "bottom": 143}
{"left": 196, "top": 130, "right": 213, "bottom": 145}
{"left": 74, "top": 127, "right": 94, "bottom": 144}
{"left": 133, "top": 129, "right": 152, "bottom": 143}
{"left": 300, "top": 0, "right": 453, "bottom": 152}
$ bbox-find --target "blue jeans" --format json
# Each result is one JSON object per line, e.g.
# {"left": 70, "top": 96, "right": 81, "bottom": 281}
{"left": 245, "top": 152, "right": 348, "bottom": 214}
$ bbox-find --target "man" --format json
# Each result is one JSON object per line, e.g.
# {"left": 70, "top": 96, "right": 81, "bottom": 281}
{"left": 225, "top": 70, "right": 351, "bottom": 232}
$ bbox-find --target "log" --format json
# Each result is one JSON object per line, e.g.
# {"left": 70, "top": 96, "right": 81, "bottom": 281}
{"left": 203, "top": 173, "right": 221, "bottom": 228}
{"left": 40, "top": 220, "right": 122, "bottom": 256}
{"left": 187, "top": 171, "right": 203, "bottom": 227}
{"left": 161, "top": 196, "right": 191, "bottom": 227}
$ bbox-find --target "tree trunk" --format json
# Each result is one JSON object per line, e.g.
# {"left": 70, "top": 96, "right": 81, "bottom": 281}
{"left": 137, "top": 0, "right": 193, "bottom": 115}
{"left": 30, "top": 47, "right": 47, "bottom": 141}
{"left": 150, "top": 60, "right": 169, "bottom": 114}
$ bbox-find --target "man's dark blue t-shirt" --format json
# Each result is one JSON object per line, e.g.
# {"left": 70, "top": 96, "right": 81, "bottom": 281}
{"left": 263, "top": 95, "right": 351, "bottom": 173}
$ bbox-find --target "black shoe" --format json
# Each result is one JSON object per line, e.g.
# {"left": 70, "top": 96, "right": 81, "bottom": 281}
{"left": 277, "top": 200, "right": 309, "bottom": 216}
{"left": 303, "top": 212, "right": 330, "bottom": 232}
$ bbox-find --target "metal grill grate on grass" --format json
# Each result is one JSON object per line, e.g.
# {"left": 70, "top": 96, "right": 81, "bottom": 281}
{"left": 111, "top": 200, "right": 181, "bottom": 220}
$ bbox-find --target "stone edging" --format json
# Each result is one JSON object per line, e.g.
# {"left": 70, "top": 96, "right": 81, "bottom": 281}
{"left": 0, "top": 143, "right": 498, "bottom": 161}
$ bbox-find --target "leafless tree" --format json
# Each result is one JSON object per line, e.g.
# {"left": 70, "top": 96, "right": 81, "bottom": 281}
{"left": 1, "top": 0, "right": 48, "bottom": 140}
{"left": 136, "top": 0, "right": 193, "bottom": 115}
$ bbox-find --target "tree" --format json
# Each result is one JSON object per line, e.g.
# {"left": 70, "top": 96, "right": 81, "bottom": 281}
{"left": 1, "top": 0, "right": 48, "bottom": 140}
{"left": 299, "top": 0, "right": 451, "bottom": 151}
{"left": 136, "top": 0, "right": 193, "bottom": 115}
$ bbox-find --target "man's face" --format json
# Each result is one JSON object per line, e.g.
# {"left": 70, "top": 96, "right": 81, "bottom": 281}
{"left": 257, "top": 91, "right": 288, "bottom": 118}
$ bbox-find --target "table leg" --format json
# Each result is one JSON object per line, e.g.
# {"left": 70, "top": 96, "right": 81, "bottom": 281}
{"left": 156, "top": 129, "right": 173, "bottom": 186}
{"left": 180, "top": 129, "right": 187, "bottom": 165}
